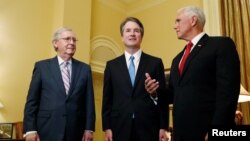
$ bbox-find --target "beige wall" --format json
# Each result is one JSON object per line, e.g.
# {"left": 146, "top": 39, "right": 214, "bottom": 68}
{"left": 133, "top": 0, "right": 203, "bottom": 68}
{"left": 0, "top": 0, "right": 91, "bottom": 121}
{"left": 0, "top": 0, "right": 54, "bottom": 122}
{"left": 89, "top": 0, "right": 204, "bottom": 71}
{"left": 0, "top": 0, "right": 204, "bottom": 139}
{"left": 63, "top": 0, "right": 92, "bottom": 62}
{"left": 88, "top": 0, "right": 204, "bottom": 139}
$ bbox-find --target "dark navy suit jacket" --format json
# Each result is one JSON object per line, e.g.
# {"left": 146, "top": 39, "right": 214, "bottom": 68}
{"left": 102, "top": 52, "right": 169, "bottom": 141}
{"left": 169, "top": 34, "right": 240, "bottom": 141}
{"left": 23, "top": 56, "right": 95, "bottom": 141}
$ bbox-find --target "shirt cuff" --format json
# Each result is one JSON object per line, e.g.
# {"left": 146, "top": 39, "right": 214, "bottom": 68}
{"left": 150, "top": 95, "right": 158, "bottom": 105}
{"left": 85, "top": 130, "right": 94, "bottom": 133}
{"left": 23, "top": 131, "right": 37, "bottom": 138}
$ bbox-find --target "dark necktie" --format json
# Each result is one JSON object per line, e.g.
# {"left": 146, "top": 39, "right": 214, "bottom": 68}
{"left": 179, "top": 41, "right": 193, "bottom": 75}
{"left": 128, "top": 56, "right": 135, "bottom": 86}
{"left": 62, "top": 62, "right": 70, "bottom": 95}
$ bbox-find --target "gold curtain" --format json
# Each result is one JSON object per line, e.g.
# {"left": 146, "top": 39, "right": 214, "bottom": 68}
{"left": 220, "top": 0, "right": 250, "bottom": 124}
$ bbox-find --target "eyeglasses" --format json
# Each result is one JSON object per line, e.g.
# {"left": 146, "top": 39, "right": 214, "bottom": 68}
{"left": 59, "top": 37, "right": 78, "bottom": 43}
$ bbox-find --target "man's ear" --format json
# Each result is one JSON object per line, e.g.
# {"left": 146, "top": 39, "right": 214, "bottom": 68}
{"left": 52, "top": 41, "right": 57, "bottom": 48}
{"left": 52, "top": 40, "right": 58, "bottom": 50}
{"left": 191, "top": 16, "right": 198, "bottom": 26}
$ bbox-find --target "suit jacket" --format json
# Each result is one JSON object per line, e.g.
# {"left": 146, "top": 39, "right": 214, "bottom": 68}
{"left": 102, "top": 52, "right": 169, "bottom": 141}
{"left": 23, "top": 56, "right": 95, "bottom": 141}
{"left": 169, "top": 34, "right": 240, "bottom": 141}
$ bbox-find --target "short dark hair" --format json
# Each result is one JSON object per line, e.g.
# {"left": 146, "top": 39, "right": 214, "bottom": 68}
{"left": 120, "top": 17, "right": 144, "bottom": 38}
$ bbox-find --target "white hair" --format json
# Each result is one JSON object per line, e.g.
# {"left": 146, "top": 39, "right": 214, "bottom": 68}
{"left": 178, "top": 6, "right": 206, "bottom": 28}
{"left": 52, "top": 27, "right": 73, "bottom": 41}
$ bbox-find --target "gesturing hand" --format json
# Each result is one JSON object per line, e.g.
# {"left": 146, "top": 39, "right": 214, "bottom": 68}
{"left": 145, "top": 73, "right": 159, "bottom": 95}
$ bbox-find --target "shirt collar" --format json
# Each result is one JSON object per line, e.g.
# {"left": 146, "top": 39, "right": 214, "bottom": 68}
{"left": 125, "top": 49, "right": 142, "bottom": 63}
{"left": 57, "top": 56, "right": 72, "bottom": 66}
{"left": 190, "top": 32, "right": 206, "bottom": 46}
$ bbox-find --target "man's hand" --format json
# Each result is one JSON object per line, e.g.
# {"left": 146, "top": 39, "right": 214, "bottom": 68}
{"left": 104, "top": 129, "right": 113, "bottom": 141}
{"left": 235, "top": 110, "right": 243, "bottom": 125}
{"left": 145, "top": 73, "right": 159, "bottom": 95}
{"left": 83, "top": 130, "right": 93, "bottom": 141}
{"left": 205, "top": 132, "right": 208, "bottom": 141}
{"left": 159, "top": 129, "right": 170, "bottom": 141}
{"left": 25, "top": 132, "right": 40, "bottom": 141}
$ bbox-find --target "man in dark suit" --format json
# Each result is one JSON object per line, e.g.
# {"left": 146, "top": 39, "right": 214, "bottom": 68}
{"left": 145, "top": 6, "right": 240, "bottom": 141}
{"left": 23, "top": 27, "right": 96, "bottom": 141}
{"left": 102, "top": 17, "right": 170, "bottom": 141}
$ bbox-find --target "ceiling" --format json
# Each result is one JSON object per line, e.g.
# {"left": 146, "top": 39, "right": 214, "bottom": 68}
{"left": 120, "top": 0, "right": 135, "bottom": 4}
{"left": 99, "top": 0, "right": 167, "bottom": 15}
{"left": 119, "top": 0, "right": 160, "bottom": 5}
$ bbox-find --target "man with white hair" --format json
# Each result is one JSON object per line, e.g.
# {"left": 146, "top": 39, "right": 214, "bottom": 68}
{"left": 145, "top": 6, "right": 240, "bottom": 141}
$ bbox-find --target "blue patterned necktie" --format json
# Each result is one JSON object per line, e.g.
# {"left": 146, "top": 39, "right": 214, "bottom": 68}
{"left": 128, "top": 56, "right": 135, "bottom": 86}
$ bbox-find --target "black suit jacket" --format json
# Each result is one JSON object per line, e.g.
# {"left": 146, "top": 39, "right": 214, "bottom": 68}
{"left": 169, "top": 34, "right": 240, "bottom": 140}
{"left": 23, "top": 57, "right": 95, "bottom": 141}
{"left": 102, "top": 52, "right": 169, "bottom": 141}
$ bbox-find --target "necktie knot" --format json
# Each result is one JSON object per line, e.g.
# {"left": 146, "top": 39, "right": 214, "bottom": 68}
{"left": 187, "top": 41, "right": 193, "bottom": 50}
{"left": 64, "top": 61, "right": 69, "bottom": 66}
{"left": 130, "top": 56, "right": 135, "bottom": 61}
{"left": 63, "top": 62, "right": 70, "bottom": 70}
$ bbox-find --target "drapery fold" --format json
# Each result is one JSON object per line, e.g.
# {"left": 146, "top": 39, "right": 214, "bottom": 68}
{"left": 220, "top": 0, "right": 250, "bottom": 124}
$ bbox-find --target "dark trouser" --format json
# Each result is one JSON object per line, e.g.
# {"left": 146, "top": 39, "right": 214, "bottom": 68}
{"left": 130, "top": 119, "right": 139, "bottom": 141}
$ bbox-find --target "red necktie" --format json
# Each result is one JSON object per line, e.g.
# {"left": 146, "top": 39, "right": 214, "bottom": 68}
{"left": 179, "top": 41, "right": 193, "bottom": 75}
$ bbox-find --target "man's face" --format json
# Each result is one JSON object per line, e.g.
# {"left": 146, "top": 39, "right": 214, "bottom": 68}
{"left": 174, "top": 10, "right": 193, "bottom": 40}
{"left": 53, "top": 31, "right": 77, "bottom": 57}
{"left": 121, "top": 21, "right": 142, "bottom": 49}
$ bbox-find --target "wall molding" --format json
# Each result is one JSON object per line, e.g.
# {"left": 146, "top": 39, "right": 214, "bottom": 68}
{"left": 90, "top": 35, "right": 122, "bottom": 73}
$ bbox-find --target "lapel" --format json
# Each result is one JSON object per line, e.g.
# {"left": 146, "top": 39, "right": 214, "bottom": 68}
{"left": 119, "top": 52, "right": 147, "bottom": 90}
{"left": 67, "top": 58, "right": 81, "bottom": 98}
{"left": 134, "top": 52, "right": 147, "bottom": 88}
{"left": 179, "top": 34, "right": 209, "bottom": 78}
{"left": 50, "top": 57, "right": 67, "bottom": 96}
{"left": 50, "top": 57, "right": 81, "bottom": 98}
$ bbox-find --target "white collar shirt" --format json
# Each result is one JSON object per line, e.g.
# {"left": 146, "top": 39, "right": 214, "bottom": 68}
{"left": 125, "top": 49, "right": 142, "bottom": 75}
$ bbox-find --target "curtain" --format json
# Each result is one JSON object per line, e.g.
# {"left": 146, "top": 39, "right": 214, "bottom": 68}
{"left": 220, "top": 0, "right": 250, "bottom": 124}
